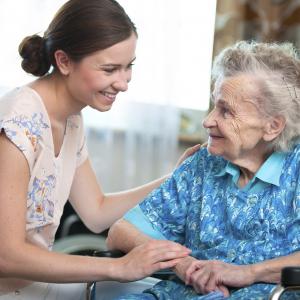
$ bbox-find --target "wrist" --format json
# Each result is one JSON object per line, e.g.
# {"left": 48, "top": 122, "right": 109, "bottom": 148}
{"left": 102, "top": 257, "right": 124, "bottom": 282}
{"left": 250, "top": 262, "right": 281, "bottom": 284}
{"left": 172, "top": 256, "right": 194, "bottom": 275}
{"left": 132, "top": 234, "right": 152, "bottom": 249}
{"left": 249, "top": 262, "right": 267, "bottom": 283}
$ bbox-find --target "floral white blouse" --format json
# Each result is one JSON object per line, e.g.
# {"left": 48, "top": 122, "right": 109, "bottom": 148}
{"left": 0, "top": 86, "right": 88, "bottom": 251}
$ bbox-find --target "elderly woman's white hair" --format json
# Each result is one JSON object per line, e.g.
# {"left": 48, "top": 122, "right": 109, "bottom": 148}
{"left": 211, "top": 40, "right": 300, "bottom": 152}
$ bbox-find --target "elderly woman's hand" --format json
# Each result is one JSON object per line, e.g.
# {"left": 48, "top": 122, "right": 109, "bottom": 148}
{"left": 172, "top": 255, "right": 199, "bottom": 282}
{"left": 185, "top": 259, "right": 256, "bottom": 297}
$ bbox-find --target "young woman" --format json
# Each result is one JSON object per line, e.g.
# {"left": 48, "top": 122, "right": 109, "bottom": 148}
{"left": 0, "top": 0, "right": 196, "bottom": 298}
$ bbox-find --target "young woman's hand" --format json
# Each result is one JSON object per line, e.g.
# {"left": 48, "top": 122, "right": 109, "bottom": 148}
{"left": 114, "top": 240, "right": 191, "bottom": 282}
{"left": 174, "top": 143, "right": 207, "bottom": 169}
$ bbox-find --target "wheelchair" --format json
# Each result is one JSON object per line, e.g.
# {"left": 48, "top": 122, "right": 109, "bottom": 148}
{"left": 54, "top": 213, "right": 173, "bottom": 300}
{"left": 54, "top": 239, "right": 300, "bottom": 300}
{"left": 87, "top": 255, "right": 300, "bottom": 300}
{"left": 56, "top": 214, "right": 300, "bottom": 299}
{"left": 269, "top": 267, "right": 300, "bottom": 300}
{"left": 86, "top": 260, "right": 300, "bottom": 300}
{"left": 86, "top": 250, "right": 174, "bottom": 300}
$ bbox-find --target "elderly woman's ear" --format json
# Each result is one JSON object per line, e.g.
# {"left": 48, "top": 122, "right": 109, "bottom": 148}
{"left": 263, "top": 115, "right": 286, "bottom": 142}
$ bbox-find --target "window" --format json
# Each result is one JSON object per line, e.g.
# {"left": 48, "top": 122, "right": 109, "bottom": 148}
{"left": 0, "top": 0, "right": 216, "bottom": 111}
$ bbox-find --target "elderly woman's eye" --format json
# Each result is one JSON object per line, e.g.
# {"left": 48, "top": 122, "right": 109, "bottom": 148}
{"left": 221, "top": 107, "right": 231, "bottom": 118}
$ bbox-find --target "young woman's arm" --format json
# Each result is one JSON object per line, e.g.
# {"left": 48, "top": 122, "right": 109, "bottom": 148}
{"left": 0, "top": 133, "right": 190, "bottom": 283}
{"left": 69, "top": 144, "right": 201, "bottom": 233}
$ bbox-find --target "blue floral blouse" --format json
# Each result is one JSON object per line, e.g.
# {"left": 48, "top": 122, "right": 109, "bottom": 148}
{"left": 116, "top": 145, "right": 300, "bottom": 300}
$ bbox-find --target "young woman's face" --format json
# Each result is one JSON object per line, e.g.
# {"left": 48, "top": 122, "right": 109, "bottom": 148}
{"left": 67, "top": 33, "right": 137, "bottom": 112}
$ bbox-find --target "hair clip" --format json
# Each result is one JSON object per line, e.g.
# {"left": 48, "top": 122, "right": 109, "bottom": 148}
{"left": 282, "top": 77, "right": 299, "bottom": 104}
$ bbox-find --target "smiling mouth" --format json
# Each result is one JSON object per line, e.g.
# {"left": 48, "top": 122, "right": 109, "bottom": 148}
{"left": 209, "top": 135, "right": 223, "bottom": 139}
{"left": 100, "top": 91, "right": 117, "bottom": 102}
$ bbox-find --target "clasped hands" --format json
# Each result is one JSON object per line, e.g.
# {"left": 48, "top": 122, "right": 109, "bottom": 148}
{"left": 173, "top": 256, "right": 256, "bottom": 297}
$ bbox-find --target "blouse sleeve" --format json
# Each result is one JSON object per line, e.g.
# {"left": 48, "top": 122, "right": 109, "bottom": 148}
{"left": 136, "top": 151, "right": 202, "bottom": 244}
{"left": 123, "top": 205, "right": 166, "bottom": 240}
{"left": 0, "top": 113, "right": 45, "bottom": 173}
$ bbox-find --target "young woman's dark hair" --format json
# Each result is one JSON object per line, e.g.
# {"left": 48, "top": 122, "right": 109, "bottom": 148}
{"left": 19, "top": 0, "right": 137, "bottom": 77}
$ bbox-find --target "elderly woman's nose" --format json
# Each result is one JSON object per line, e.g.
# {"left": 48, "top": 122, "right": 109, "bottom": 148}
{"left": 202, "top": 110, "right": 217, "bottom": 128}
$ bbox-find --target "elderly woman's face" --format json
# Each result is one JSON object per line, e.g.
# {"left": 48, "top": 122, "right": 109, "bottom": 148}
{"left": 203, "top": 75, "right": 269, "bottom": 163}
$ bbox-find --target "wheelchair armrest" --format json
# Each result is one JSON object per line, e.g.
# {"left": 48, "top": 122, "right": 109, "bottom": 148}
{"left": 269, "top": 267, "right": 300, "bottom": 300}
{"left": 93, "top": 249, "right": 126, "bottom": 258}
{"left": 281, "top": 266, "right": 300, "bottom": 287}
{"left": 92, "top": 250, "right": 174, "bottom": 280}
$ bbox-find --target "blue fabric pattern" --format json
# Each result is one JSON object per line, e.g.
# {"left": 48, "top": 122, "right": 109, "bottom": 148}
{"left": 124, "top": 205, "right": 166, "bottom": 240}
{"left": 115, "top": 145, "right": 300, "bottom": 299}
{"left": 124, "top": 151, "right": 287, "bottom": 237}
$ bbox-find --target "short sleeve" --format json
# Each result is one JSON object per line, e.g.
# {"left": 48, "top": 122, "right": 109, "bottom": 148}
{"left": 0, "top": 113, "right": 45, "bottom": 173}
{"left": 137, "top": 151, "right": 201, "bottom": 244}
{"left": 123, "top": 205, "right": 166, "bottom": 239}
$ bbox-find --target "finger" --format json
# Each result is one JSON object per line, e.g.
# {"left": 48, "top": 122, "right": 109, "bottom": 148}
{"left": 147, "top": 240, "right": 191, "bottom": 253}
{"left": 185, "top": 263, "right": 200, "bottom": 285}
{"left": 153, "top": 258, "right": 183, "bottom": 271}
{"left": 200, "top": 141, "right": 208, "bottom": 148}
{"left": 191, "top": 268, "right": 210, "bottom": 294}
{"left": 152, "top": 249, "right": 191, "bottom": 264}
{"left": 187, "top": 144, "right": 201, "bottom": 154}
{"left": 166, "top": 243, "right": 191, "bottom": 253}
{"left": 204, "top": 275, "right": 218, "bottom": 294}
{"left": 185, "top": 261, "right": 204, "bottom": 285}
{"left": 146, "top": 241, "right": 191, "bottom": 255}
{"left": 217, "top": 285, "right": 230, "bottom": 298}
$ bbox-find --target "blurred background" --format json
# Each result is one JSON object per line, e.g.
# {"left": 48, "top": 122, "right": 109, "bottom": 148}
{"left": 1, "top": 0, "right": 300, "bottom": 243}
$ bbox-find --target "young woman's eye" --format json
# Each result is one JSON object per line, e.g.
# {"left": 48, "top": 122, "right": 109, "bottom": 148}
{"left": 103, "top": 68, "right": 117, "bottom": 74}
{"left": 126, "top": 63, "right": 134, "bottom": 70}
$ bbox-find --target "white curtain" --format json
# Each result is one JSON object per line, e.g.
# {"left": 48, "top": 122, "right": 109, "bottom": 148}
{"left": 0, "top": 0, "right": 216, "bottom": 192}
{"left": 84, "top": 102, "right": 180, "bottom": 191}
{"left": 83, "top": 0, "right": 216, "bottom": 191}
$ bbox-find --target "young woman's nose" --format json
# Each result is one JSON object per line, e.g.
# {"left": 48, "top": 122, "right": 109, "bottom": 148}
{"left": 113, "top": 70, "right": 131, "bottom": 92}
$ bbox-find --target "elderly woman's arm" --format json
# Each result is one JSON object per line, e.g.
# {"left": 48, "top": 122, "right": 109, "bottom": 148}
{"left": 252, "top": 251, "right": 300, "bottom": 282}
{"left": 107, "top": 219, "right": 197, "bottom": 279}
{"left": 106, "top": 219, "right": 152, "bottom": 252}
{"left": 108, "top": 220, "right": 300, "bottom": 296}
{"left": 107, "top": 220, "right": 249, "bottom": 297}
{"left": 183, "top": 252, "right": 300, "bottom": 296}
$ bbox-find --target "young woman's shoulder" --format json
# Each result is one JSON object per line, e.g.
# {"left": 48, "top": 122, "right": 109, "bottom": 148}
{"left": 0, "top": 86, "right": 46, "bottom": 117}
{"left": 0, "top": 86, "right": 50, "bottom": 172}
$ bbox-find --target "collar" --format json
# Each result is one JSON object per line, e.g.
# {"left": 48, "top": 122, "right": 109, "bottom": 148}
{"left": 215, "top": 151, "right": 287, "bottom": 187}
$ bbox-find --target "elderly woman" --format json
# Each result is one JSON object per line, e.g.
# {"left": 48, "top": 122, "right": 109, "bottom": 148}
{"left": 106, "top": 40, "right": 300, "bottom": 300}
